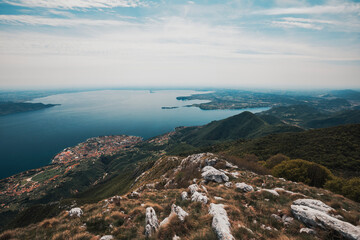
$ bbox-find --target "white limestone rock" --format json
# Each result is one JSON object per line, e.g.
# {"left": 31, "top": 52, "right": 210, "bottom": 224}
{"left": 173, "top": 235, "right": 181, "bottom": 240}
{"left": 225, "top": 161, "right": 238, "bottom": 169}
{"left": 181, "top": 191, "right": 188, "bottom": 201}
{"left": 209, "top": 203, "right": 234, "bottom": 240}
{"left": 145, "top": 207, "right": 159, "bottom": 237}
{"left": 224, "top": 182, "right": 233, "bottom": 188}
{"left": 191, "top": 191, "right": 208, "bottom": 204}
{"left": 293, "top": 199, "right": 334, "bottom": 213}
{"left": 300, "top": 228, "right": 317, "bottom": 235}
{"left": 69, "top": 207, "right": 83, "bottom": 217}
{"left": 160, "top": 204, "right": 189, "bottom": 228}
{"left": 261, "top": 189, "right": 279, "bottom": 196}
{"left": 100, "top": 235, "right": 114, "bottom": 240}
{"left": 188, "top": 184, "right": 199, "bottom": 194}
{"left": 202, "top": 166, "right": 229, "bottom": 183}
{"left": 128, "top": 191, "right": 140, "bottom": 199}
{"left": 291, "top": 200, "right": 360, "bottom": 240}
{"left": 214, "top": 196, "right": 224, "bottom": 201}
{"left": 235, "top": 182, "right": 254, "bottom": 193}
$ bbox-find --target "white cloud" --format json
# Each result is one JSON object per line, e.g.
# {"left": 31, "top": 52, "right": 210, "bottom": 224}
{"left": 272, "top": 20, "right": 323, "bottom": 30}
{"left": 254, "top": 2, "right": 360, "bottom": 15}
{"left": 3, "top": 0, "right": 147, "bottom": 9}
{"left": 0, "top": 15, "right": 136, "bottom": 27}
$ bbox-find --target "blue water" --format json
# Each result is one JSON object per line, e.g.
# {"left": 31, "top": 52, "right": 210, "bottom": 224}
{"left": 0, "top": 90, "right": 268, "bottom": 179}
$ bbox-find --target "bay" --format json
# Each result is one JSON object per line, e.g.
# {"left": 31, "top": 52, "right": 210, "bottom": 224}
{"left": 0, "top": 90, "right": 268, "bottom": 179}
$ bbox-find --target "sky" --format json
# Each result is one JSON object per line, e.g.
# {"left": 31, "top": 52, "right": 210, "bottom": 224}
{"left": 0, "top": 0, "right": 359, "bottom": 89}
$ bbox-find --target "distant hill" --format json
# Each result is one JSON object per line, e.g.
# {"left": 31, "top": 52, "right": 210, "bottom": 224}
{"left": 0, "top": 102, "right": 57, "bottom": 116}
{"left": 223, "top": 124, "right": 360, "bottom": 177}
{"left": 331, "top": 89, "right": 360, "bottom": 101}
{"left": 305, "top": 110, "right": 360, "bottom": 128}
{"left": 171, "top": 111, "right": 303, "bottom": 146}
{"left": 259, "top": 104, "right": 327, "bottom": 127}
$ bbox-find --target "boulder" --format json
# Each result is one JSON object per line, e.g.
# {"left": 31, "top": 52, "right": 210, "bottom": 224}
{"left": 181, "top": 191, "right": 188, "bottom": 201}
{"left": 209, "top": 203, "right": 234, "bottom": 240}
{"left": 202, "top": 166, "right": 229, "bottom": 183}
{"left": 100, "top": 235, "right": 114, "bottom": 240}
{"left": 261, "top": 189, "right": 279, "bottom": 196}
{"left": 191, "top": 191, "right": 208, "bottom": 204}
{"left": 188, "top": 184, "right": 199, "bottom": 194}
{"left": 160, "top": 204, "right": 189, "bottom": 227}
{"left": 235, "top": 183, "right": 254, "bottom": 193}
{"left": 291, "top": 199, "right": 360, "bottom": 240}
{"left": 69, "top": 207, "right": 83, "bottom": 217}
{"left": 128, "top": 191, "right": 140, "bottom": 199}
{"left": 145, "top": 207, "right": 159, "bottom": 237}
{"left": 224, "top": 182, "right": 232, "bottom": 188}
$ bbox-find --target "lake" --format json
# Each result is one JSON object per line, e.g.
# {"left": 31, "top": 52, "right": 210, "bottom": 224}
{"left": 0, "top": 90, "right": 269, "bottom": 179}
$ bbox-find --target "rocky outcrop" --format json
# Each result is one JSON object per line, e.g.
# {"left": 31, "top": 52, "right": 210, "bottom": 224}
{"left": 191, "top": 191, "right": 208, "bottom": 204}
{"left": 145, "top": 207, "right": 159, "bottom": 237}
{"left": 202, "top": 166, "right": 229, "bottom": 183}
{"left": 235, "top": 182, "right": 254, "bottom": 193}
{"left": 188, "top": 184, "right": 199, "bottom": 194}
{"left": 160, "top": 204, "right": 189, "bottom": 227}
{"left": 209, "top": 203, "right": 234, "bottom": 240}
{"left": 260, "top": 189, "right": 279, "bottom": 196}
{"left": 69, "top": 207, "right": 83, "bottom": 217}
{"left": 292, "top": 199, "right": 334, "bottom": 213}
{"left": 291, "top": 199, "right": 360, "bottom": 240}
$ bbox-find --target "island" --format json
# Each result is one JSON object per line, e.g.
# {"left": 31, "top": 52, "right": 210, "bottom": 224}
{"left": 161, "top": 106, "right": 179, "bottom": 109}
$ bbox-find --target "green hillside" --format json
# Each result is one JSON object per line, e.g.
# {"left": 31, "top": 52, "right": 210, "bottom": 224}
{"left": 171, "top": 111, "right": 303, "bottom": 147}
{"left": 305, "top": 110, "right": 360, "bottom": 128}
{"left": 223, "top": 124, "right": 360, "bottom": 177}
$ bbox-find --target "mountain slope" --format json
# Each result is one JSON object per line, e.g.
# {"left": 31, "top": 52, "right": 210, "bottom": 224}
{"left": 305, "top": 110, "right": 360, "bottom": 129}
{"left": 1, "top": 153, "right": 359, "bottom": 240}
{"left": 171, "top": 111, "right": 303, "bottom": 147}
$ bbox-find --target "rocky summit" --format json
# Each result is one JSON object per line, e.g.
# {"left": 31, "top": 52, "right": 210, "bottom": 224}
{"left": 1, "top": 153, "right": 359, "bottom": 240}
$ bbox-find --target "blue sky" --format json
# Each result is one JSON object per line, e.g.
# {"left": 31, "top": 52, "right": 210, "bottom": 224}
{"left": 0, "top": 0, "right": 359, "bottom": 89}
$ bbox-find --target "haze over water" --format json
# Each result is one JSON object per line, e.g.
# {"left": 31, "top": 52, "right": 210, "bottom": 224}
{"left": 0, "top": 90, "right": 268, "bottom": 179}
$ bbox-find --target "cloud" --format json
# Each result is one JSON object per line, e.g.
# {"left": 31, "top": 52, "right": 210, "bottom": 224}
{"left": 0, "top": 15, "right": 135, "bottom": 27}
{"left": 253, "top": 2, "right": 360, "bottom": 15}
{"left": 3, "top": 0, "right": 147, "bottom": 9}
{"left": 271, "top": 17, "right": 335, "bottom": 30}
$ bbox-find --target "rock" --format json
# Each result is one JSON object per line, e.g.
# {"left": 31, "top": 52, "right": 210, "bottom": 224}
{"left": 271, "top": 214, "right": 282, "bottom": 221}
{"left": 109, "top": 195, "right": 122, "bottom": 205}
{"left": 291, "top": 199, "right": 360, "bottom": 240}
{"left": 145, "top": 207, "right": 159, "bottom": 237}
{"left": 173, "top": 235, "right": 181, "bottom": 240}
{"left": 179, "top": 153, "right": 217, "bottom": 169}
{"left": 181, "top": 191, "right": 188, "bottom": 201}
{"left": 100, "top": 235, "right": 114, "bottom": 240}
{"left": 128, "top": 191, "right": 140, "bottom": 199}
{"left": 201, "top": 185, "right": 208, "bottom": 193}
{"left": 229, "top": 172, "right": 239, "bottom": 178}
{"left": 69, "top": 207, "right": 83, "bottom": 217}
{"left": 202, "top": 166, "right": 229, "bottom": 183}
{"left": 261, "top": 189, "right": 279, "bottom": 196}
{"left": 214, "top": 196, "right": 224, "bottom": 200}
{"left": 188, "top": 184, "right": 199, "bottom": 194}
{"left": 225, "top": 161, "right": 238, "bottom": 169}
{"left": 235, "top": 182, "right": 254, "bottom": 193}
{"left": 191, "top": 191, "right": 208, "bottom": 204}
{"left": 224, "top": 182, "right": 232, "bottom": 188}
{"left": 300, "top": 228, "right": 317, "bottom": 235}
{"left": 282, "top": 215, "right": 294, "bottom": 225}
{"left": 172, "top": 204, "right": 189, "bottom": 221}
{"left": 293, "top": 199, "right": 333, "bottom": 213}
{"left": 160, "top": 204, "right": 189, "bottom": 227}
{"left": 209, "top": 203, "right": 234, "bottom": 240}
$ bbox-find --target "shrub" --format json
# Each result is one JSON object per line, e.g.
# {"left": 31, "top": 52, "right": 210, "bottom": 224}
{"left": 264, "top": 154, "right": 289, "bottom": 169}
{"left": 272, "top": 159, "right": 333, "bottom": 187}
{"left": 326, "top": 177, "right": 360, "bottom": 202}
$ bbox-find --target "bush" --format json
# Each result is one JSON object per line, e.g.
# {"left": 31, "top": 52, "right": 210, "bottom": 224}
{"left": 272, "top": 159, "right": 333, "bottom": 187}
{"left": 264, "top": 154, "right": 289, "bottom": 169}
{"left": 326, "top": 177, "right": 360, "bottom": 202}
